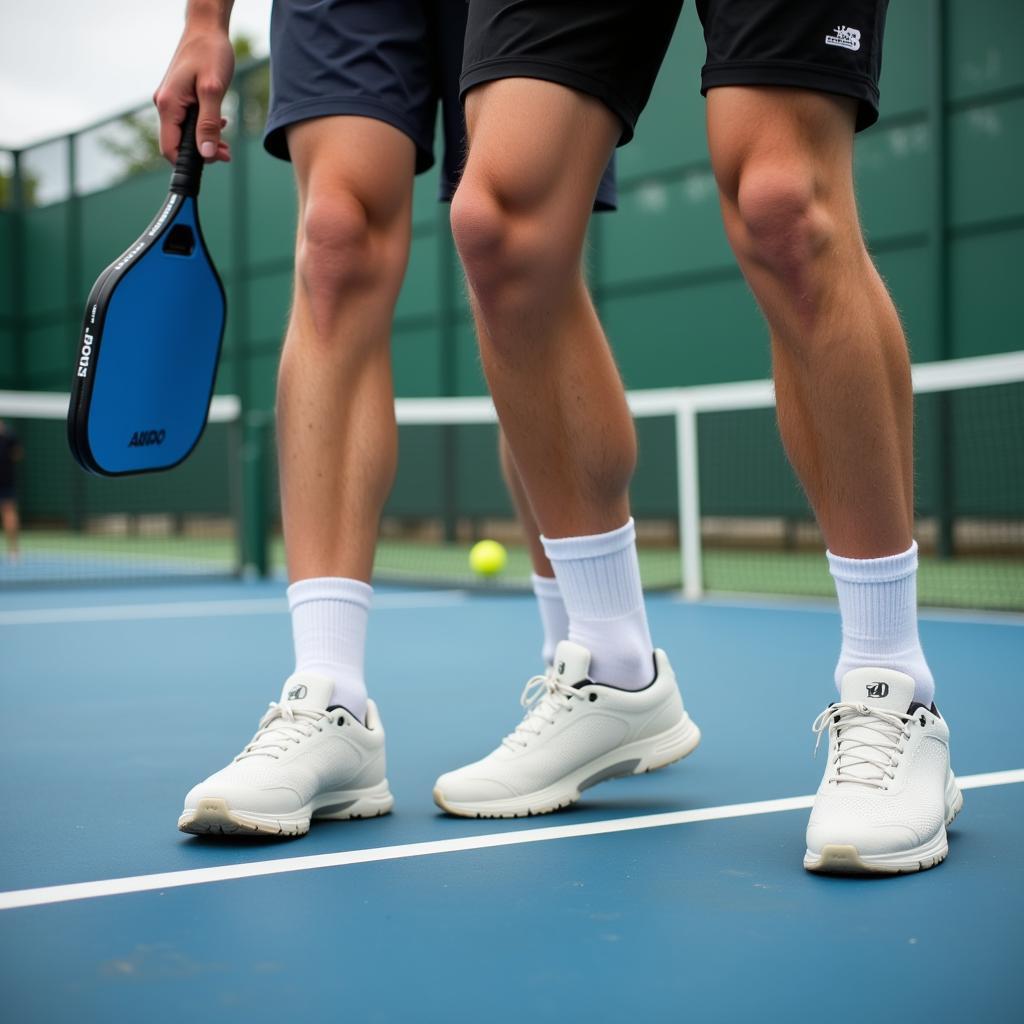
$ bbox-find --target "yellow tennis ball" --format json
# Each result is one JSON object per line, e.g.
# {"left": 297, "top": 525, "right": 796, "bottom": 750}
{"left": 469, "top": 539, "right": 507, "bottom": 578}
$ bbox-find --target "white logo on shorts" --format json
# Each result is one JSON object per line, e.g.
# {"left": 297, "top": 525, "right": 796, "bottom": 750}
{"left": 825, "top": 25, "right": 861, "bottom": 51}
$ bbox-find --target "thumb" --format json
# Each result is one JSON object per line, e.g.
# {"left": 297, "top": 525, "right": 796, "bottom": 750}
{"left": 195, "top": 76, "right": 226, "bottom": 159}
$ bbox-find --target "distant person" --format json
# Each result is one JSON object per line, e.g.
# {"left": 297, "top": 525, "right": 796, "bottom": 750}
{"left": 0, "top": 419, "right": 22, "bottom": 560}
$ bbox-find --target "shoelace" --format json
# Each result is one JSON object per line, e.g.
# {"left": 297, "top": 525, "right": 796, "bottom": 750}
{"left": 501, "top": 667, "right": 580, "bottom": 751}
{"left": 812, "top": 701, "right": 918, "bottom": 789}
{"left": 235, "top": 702, "right": 330, "bottom": 761}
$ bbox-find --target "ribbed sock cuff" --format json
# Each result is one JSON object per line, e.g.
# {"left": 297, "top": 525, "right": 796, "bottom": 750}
{"left": 531, "top": 573, "right": 562, "bottom": 600}
{"left": 539, "top": 519, "right": 653, "bottom": 688}
{"left": 542, "top": 520, "right": 643, "bottom": 621}
{"left": 531, "top": 574, "right": 567, "bottom": 667}
{"left": 827, "top": 542, "right": 918, "bottom": 584}
{"left": 287, "top": 576, "right": 372, "bottom": 611}
{"left": 541, "top": 518, "right": 635, "bottom": 562}
{"left": 287, "top": 577, "right": 372, "bottom": 720}
{"left": 827, "top": 541, "right": 934, "bottom": 704}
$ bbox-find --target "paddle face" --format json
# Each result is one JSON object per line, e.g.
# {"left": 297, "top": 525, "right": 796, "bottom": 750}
{"left": 68, "top": 106, "right": 226, "bottom": 476}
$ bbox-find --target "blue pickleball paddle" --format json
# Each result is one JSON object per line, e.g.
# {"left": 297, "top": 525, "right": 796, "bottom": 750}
{"left": 67, "top": 105, "right": 227, "bottom": 476}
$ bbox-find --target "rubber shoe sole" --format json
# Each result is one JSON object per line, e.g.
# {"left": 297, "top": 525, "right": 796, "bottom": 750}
{"left": 803, "top": 775, "right": 964, "bottom": 875}
{"left": 433, "top": 714, "right": 701, "bottom": 819}
{"left": 178, "top": 779, "right": 395, "bottom": 837}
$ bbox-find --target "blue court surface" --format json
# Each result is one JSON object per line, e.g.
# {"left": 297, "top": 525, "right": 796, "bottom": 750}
{"left": 1, "top": 582, "right": 1021, "bottom": 1022}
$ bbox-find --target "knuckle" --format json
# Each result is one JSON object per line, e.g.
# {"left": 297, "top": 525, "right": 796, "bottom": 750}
{"left": 197, "top": 78, "right": 224, "bottom": 99}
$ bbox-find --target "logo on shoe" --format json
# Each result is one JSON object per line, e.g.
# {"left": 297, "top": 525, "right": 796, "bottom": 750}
{"left": 557, "top": 661, "right": 566, "bottom": 676}
{"left": 825, "top": 25, "right": 861, "bottom": 50}
{"left": 288, "top": 684, "right": 308, "bottom": 700}
{"left": 866, "top": 682, "right": 890, "bottom": 698}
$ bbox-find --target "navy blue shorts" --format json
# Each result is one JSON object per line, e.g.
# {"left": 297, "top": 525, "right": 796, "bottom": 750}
{"left": 264, "top": 0, "right": 616, "bottom": 208}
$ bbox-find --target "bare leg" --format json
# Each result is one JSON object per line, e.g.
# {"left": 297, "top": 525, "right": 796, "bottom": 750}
{"left": 498, "top": 430, "right": 552, "bottom": 576}
{"left": 453, "top": 80, "right": 654, "bottom": 687}
{"left": 500, "top": 429, "right": 567, "bottom": 666}
{"left": 707, "top": 87, "right": 912, "bottom": 558}
{"left": 708, "top": 86, "right": 933, "bottom": 704}
{"left": 434, "top": 83, "right": 695, "bottom": 821}
{"left": 437, "top": 84, "right": 698, "bottom": 811}
{"left": 711, "top": 89, "right": 961, "bottom": 875}
{"left": 1, "top": 500, "right": 18, "bottom": 557}
{"left": 452, "top": 80, "right": 633, "bottom": 540}
{"left": 277, "top": 117, "right": 415, "bottom": 583}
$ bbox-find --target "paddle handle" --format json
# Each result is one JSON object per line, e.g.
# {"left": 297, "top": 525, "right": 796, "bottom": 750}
{"left": 170, "top": 105, "right": 204, "bottom": 197}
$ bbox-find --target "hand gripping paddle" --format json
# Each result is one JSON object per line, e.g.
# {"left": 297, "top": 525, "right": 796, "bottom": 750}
{"left": 67, "top": 105, "right": 227, "bottom": 475}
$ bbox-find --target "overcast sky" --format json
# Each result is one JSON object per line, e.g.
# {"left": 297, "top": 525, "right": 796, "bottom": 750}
{"left": 0, "top": 0, "right": 273, "bottom": 149}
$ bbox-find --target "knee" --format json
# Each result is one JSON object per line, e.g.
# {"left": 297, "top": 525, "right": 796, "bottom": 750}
{"left": 449, "top": 183, "right": 506, "bottom": 289}
{"left": 295, "top": 191, "right": 405, "bottom": 330}
{"left": 450, "top": 175, "right": 576, "bottom": 316}
{"left": 730, "top": 163, "right": 835, "bottom": 283}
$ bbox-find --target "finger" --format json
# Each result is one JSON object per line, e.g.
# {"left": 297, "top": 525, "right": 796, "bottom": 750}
{"left": 195, "top": 75, "right": 227, "bottom": 160}
{"left": 154, "top": 89, "right": 189, "bottom": 163}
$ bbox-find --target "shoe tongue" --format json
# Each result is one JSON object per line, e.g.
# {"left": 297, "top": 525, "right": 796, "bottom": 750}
{"left": 278, "top": 673, "right": 334, "bottom": 711}
{"left": 839, "top": 667, "right": 915, "bottom": 712}
{"left": 552, "top": 641, "right": 592, "bottom": 686}
{"left": 833, "top": 669, "right": 915, "bottom": 786}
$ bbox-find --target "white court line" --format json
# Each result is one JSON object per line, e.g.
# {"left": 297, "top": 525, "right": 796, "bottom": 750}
{"left": 1, "top": 768, "right": 1020, "bottom": 912}
{"left": 682, "top": 593, "right": 1024, "bottom": 627}
{"left": 0, "top": 591, "right": 468, "bottom": 626}
{"left": 6, "top": 592, "right": 1019, "bottom": 629}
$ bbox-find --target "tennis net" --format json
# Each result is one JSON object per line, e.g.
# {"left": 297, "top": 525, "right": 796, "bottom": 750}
{"left": 0, "top": 390, "right": 243, "bottom": 586}
{"left": 256, "top": 351, "right": 1023, "bottom": 611}
{"left": 6, "top": 351, "right": 1020, "bottom": 609}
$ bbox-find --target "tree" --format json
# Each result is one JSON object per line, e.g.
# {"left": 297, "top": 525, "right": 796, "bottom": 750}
{"left": 95, "top": 111, "right": 164, "bottom": 178}
{"left": 0, "top": 168, "right": 38, "bottom": 207}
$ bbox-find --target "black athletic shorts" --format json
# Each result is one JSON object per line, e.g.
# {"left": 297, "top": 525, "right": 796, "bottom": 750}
{"left": 462, "top": 0, "right": 889, "bottom": 141}
{"left": 264, "top": 0, "right": 616, "bottom": 207}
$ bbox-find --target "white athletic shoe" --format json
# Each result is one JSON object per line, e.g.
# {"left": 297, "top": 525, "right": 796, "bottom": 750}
{"left": 178, "top": 673, "right": 394, "bottom": 837}
{"left": 804, "top": 667, "right": 962, "bottom": 875}
{"left": 433, "top": 640, "right": 700, "bottom": 818}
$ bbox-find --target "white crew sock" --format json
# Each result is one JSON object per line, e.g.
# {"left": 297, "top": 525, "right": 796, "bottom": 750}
{"left": 287, "top": 577, "right": 371, "bottom": 721}
{"left": 828, "top": 541, "right": 935, "bottom": 706}
{"left": 541, "top": 518, "right": 654, "bottom": 689}
{"left": 531, "top": 573, "right": 569, "bottom": 667}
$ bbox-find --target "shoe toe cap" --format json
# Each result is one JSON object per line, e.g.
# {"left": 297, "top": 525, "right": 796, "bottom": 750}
{"left": 806, "top": 784, "right": 947, "bottom": 856}
{"left": 183, "top": 772, "right": 305, "bottom": 815}
{"left": 434, "top": 767, "right": 517, "bottom": 805}
{"left": 806, "top": 813, "right": 923, "bottom": 857}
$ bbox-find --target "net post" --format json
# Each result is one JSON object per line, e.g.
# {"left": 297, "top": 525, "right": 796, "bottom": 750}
{"left": 929, "top": 0, "right": 954, "bottom": 558}
{"left": 241, "top": 410, "right": 270, "bottom": 578}
{"left": 676, "top": 399, "right": 703, "bottom": 600}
